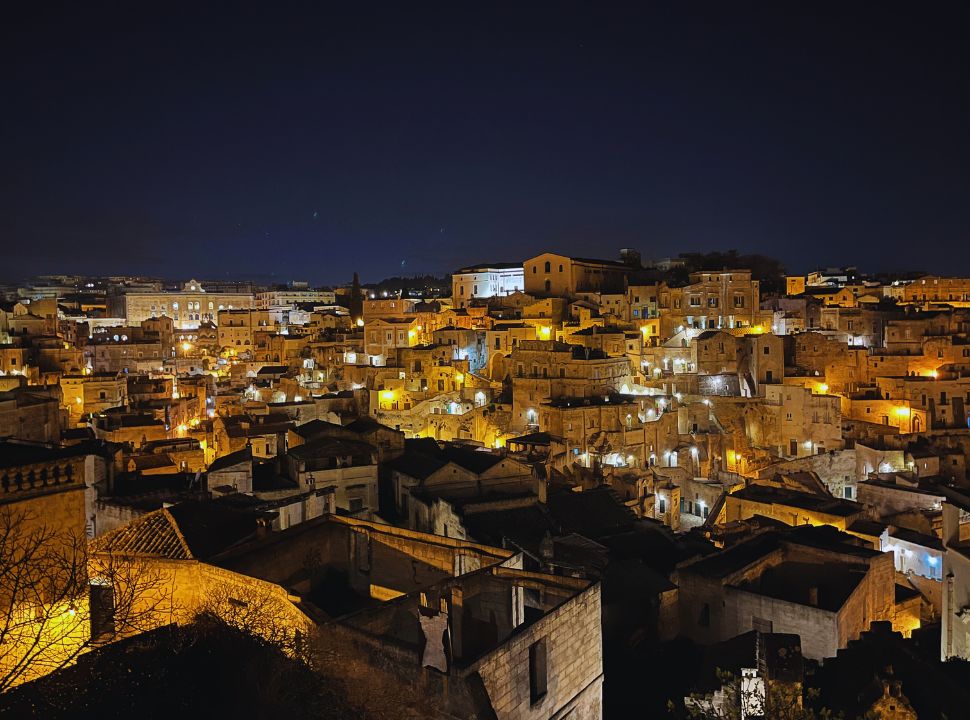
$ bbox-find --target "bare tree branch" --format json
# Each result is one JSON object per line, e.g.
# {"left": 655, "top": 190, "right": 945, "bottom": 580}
{"left": 0, "top": 506, "right": 178, "bottom": 693}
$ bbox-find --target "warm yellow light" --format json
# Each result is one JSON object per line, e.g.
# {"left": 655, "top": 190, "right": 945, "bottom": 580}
{"left": 190, "top": 418, "right": 201, "bottom": 427}
{"left": 380, "top": 390, "right": 395, "bottom": 401}
{"left": 356, "top": 318, "right": 364, "bottom": 327}
{"left": 75, "top": 397, "right": 83, "bottom": 404}
{"left": 930, "top": 370, "right": 939, "bottom": 379}
{"left": 177, "top": 424, "right": 188, "bottom": 433}
{"left": 538, "top": 326, "right": 551, "bottom": 339}
{"left": 455, "top": 373, "right": 464, "bottom": 383}
{"left": 182, "top": 342, "right": 192, "bottom": 352}
{"left": 416, "top": 325, "right": 423, "bottom": 331}
{"left": 818, "top": 383, "right": 829, "bottom": 393}
{"left": 895, "top": 406, "right": 911, "bottom": 417}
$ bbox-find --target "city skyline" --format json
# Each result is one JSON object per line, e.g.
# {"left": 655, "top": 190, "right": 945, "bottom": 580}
{"left": 6, "top": 5, "right": 970, "bottom": 718}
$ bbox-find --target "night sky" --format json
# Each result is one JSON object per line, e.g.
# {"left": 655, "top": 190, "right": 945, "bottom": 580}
{"left": 3, "top": 3, "right": 969, "bottom": 285}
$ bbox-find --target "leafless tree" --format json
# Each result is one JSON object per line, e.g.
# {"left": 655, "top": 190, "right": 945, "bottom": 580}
{"left": 672, "top": 668, "right": 832, "bottom": 720}
{"left": 195, "top": 580, "right": 310, "bottom": 663}
{"left": 0, "top": 506, "right": 176, "bottom": 692}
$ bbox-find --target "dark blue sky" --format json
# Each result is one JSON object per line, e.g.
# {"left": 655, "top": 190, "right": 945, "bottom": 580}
{"left": 3, "top": 2, "right": 969, "bottom": 284}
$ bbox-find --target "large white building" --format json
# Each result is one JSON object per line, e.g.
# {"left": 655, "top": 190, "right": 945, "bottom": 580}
{"left": 112, "top": 279, "right": 255, "bottom": 329}
{"left": 451, "top": 263, "right": 524, "bottom": 308}
{"left": 255, "top": 288, "right": 336, "bottom": 309}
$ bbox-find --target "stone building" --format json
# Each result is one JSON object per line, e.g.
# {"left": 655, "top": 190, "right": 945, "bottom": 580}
{"left": 874, "top": 375, "right": 970, "bottom": 431}
{"left": 719, "top": 484, "right": 865, "bottom": 531}
{"left": 0, "top": 438, "right": 90, "bottom": 686}
{"left": 0, "top": 384, "right": 62, "bottom": 442}
{"left": 673, "top": 525, "right": 896, "bottom": 660}
{"left": 91, "top": 509, "right": 604, "bottom": 718}
{"left": 500, "top": 340, "right": 633, "bottom": 431}
{"left": 284, "top": 436, "right": 379, "bottom": 515}
{"left": 657, "top": 270, "right": 764, "bottom": 338}
{"left": 364, "top": 317, "right": 419, "bottom": 365}
{"left": 217, "top": 309, "right": 272, "bottom": 351}
{"left": 112, "top": 279, "right": 254, "bottom": 330}
{"left": 60, "top": 372, "right": 128, "bottom": 424}
{"left": 452, "top": 263, "right": 524, "bottom": 308}
{"left": 898, "top": 275, "right": 970, "bottom": 306}
{"left": 389, "top": 442, "right": 536, "bottom": 534}
{"left": 524, "top": 252, "right": 633, "bottom": 297}
{"left": 255, "top": 288, "right": 336, "bottom": 309}
{"left": 763, "top": 384, "right": 843, "bottom": 457}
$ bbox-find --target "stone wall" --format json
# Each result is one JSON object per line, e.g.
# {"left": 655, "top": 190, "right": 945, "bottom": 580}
{"left": 475, "top": 583, "right": 603, "bottom": 720}
{"left": 0, "top": 391, "right": 61, "bottom": 442}
{"left": 728, "top": 587, "right": 840, "bottom": 660}
{"left": 757, "top": 449, "right": 857, "bottom": 496}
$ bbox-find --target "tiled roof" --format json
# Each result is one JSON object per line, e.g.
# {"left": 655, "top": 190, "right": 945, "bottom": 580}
{"left": 207, "top": 446, "right": 252, "bottom": 473}
{"left": 92, "top": 501, "right": 262, "bottom": 560}
{"left": 92, "top": 509, "right": 193, "bottom": 560}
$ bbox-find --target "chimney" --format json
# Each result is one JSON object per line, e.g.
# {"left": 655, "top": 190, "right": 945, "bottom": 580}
{"left": 539, "top": 532, "right": 554, "bottom": 561}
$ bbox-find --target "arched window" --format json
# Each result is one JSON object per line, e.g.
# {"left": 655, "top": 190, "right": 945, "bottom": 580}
{"left": 544, "top": 280, "right": 551, "bottom": 293}
{"left": 544, "top": 261, "right": 551, "bottom": 273}
{"left": 559, "top": 264, "right": 563, "bottom": 272}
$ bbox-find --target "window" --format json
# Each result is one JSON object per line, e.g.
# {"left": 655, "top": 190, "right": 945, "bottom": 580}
{"left": 689, "top": 296, "right": 701, "bottom": 307}
{"left": 529, "top": 639, "right": 548, "bottom": 705}
{"left": 544, "top": 261, "right": 551, "bottom": 273}
{"left": 348, "top": 497, "right": 364, "bottom": 512}
{"left": 658, "top": 497, "right": 666, "bottom": 513}
{"left": 708, "top": 297, "right": 719, "bottom": 308}
{"left": 699, "top": 603, "right": 711, "bottom": 627}
{"left": 763, "top": 346, "right": 770, "bottom": 354}
{"left": 734, "top": 296, "right": 745, "bottom": 308}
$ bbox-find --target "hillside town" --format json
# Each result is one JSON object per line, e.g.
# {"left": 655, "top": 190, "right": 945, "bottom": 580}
{"left": 3, "top": 252, "right": 970, "bottom": 717}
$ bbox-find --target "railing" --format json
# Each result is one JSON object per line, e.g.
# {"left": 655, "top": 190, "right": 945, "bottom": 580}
{"left": 1, "top": 462, "right": 77, "bottom": 494}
